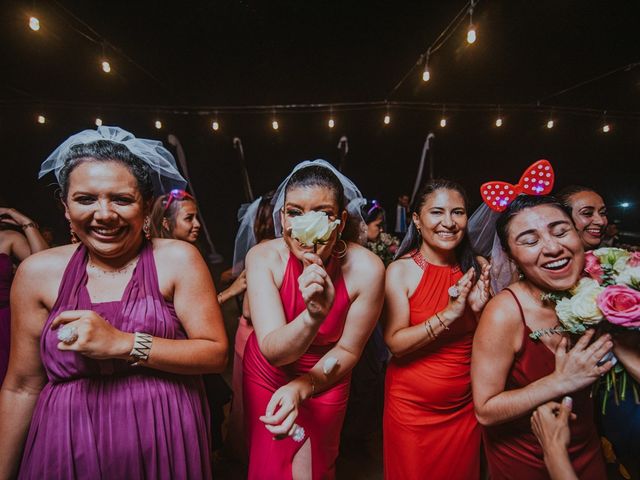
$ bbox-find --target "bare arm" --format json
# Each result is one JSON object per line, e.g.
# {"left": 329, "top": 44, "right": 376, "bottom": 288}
{"left": 260, "top": 247, "right": 385, "bottom": 436}
{"left": 0, "top": 208, "right": 49, "bottom": 260}
{"left": 246, "top": 243, "right": 328, "bottom": 366}
{"left": 52, "top": 242, "right": 228, "bottom": 375}
{"left": 472, "top": 294, "right": 613, "bottom": 426}
{"left": 0, "top": 258, "right": 49, "bottom": 478}
{"left": 612, "top": 333, "right": 640, "bottom": 383}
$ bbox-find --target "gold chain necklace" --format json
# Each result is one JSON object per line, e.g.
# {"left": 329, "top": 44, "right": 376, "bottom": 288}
{"left": 88, "top": 255, "right": 139, "bottom": 277}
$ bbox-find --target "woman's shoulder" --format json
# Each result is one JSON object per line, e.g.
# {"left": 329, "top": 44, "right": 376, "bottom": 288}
{"left": 246, "top": 238, "right": 287, "bottom": 265}
{"left": 151, "top": 238, "right": 201, "bottom": 261}
{"left": 480, "top": 286, "right": 523, "bottom": 328}
{"left": 17, "top": 244, "right": 76, "bottom": 277}
{"left": 344, "top": 242, "right": 384, "bottom": 273}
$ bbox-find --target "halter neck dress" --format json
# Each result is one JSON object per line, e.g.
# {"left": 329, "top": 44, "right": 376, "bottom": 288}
{"left": 383, "top": 255, "right": 480, "bottom": 479}
{"left": 18, "top": 242, "right": 212, "bottom": 479}
{"left": 483, "top": 288, "right": 606, "bottom": 480}
{"left": 0, "top": 253, "right": 13, "bottom": 384}
{"left": 242, "top": 252, "right": 351, "bottom": 480}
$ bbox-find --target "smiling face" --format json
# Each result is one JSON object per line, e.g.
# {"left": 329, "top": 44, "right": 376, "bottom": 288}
{"left": 64, "top": 160, "right": 146, "bottom": 260}
{"left": 413, "top": 188, "right": 467, "bottom": 258}
{"left": 168, "top": 200, "right": 200, "bottom": 243}
{"left": 567, "top": 190, "right": 608, "bottom": 250}
{"left": 281, "top": 185, "right": 346, "bottom": 261}
{"left": 507, "top": 204, "right": 584, "bottom": 291}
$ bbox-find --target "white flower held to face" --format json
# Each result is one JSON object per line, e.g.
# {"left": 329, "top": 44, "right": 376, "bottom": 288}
{"left": 569, "top": 277, "right": 605, "bottom": 324}
{"left": 289, "top": 210, "right": 341, "bottom": 247}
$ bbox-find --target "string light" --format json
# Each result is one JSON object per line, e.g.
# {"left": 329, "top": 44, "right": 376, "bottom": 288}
{"left": 383, "top": 113, "right": 391, "bottom": 125}
{"left": 95, "top": 117, "right": 103, "bottom": 126}
{"left": 328, "top": 118, "right": 335, "bottom": 129}
{"left": 101, "top": 60, "right": 111, "bottom": 73}
{"left": 422, "top": 50, "right": 431, "bottom": 82}
{"left": 272, "top": 120, "right": 279, "bottom": 130}
{"left": 546, "top": 119, "right": 554, "bottom": 129}
{"left": 467, "top": 1, "right": 477, "bottom": 44}
{"left": 29, "top": 16, "right": 40, "bottom": 31}
{"left": 495, "top": 117, "right": 503, "bottom": 127}
{"left": 602, "top": 123, "right": 610, "bottom": 133}
{"left": 155, "top": 120, "right": 162, "bottom": 129}
{"left": 37, "top": 115, "right": 46, "bottom": 124}
{"left": 439, "top": 117, "right": 447, "bottom": 127}
{"left": 212, "top": 120, "right": 220, "bottom": 131}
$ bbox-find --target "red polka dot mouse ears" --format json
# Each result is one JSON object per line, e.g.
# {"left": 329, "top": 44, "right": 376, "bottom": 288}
{"left": 480, "top": 159, "right": 555, "bottom": 212}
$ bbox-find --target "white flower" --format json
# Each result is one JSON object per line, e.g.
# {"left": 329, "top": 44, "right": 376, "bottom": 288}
{"left": 617, "top": 266, "right": 640, "bottom": 288}
{"left": 593, "top": 247, "right": 631, "bottom": 274}
{"left": 569, "top": 278, "right": 604, "bottom": 324}
{"left": 556, "top": 297, "right": 582, "bottom": 332}
{"left": 290, "top": 211, "right": 341, "bottom": 247}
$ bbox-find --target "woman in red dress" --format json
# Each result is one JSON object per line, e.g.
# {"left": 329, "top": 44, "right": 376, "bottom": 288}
{"left": 472, "top": 194, "right": 613, "bottom": 480}
{"left": 383, "top": 179, "right": 491, "bottom": 480}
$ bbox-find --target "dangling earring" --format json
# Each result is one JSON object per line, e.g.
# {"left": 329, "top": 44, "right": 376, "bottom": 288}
{"left": 143, "top": 216, "right": 152, "bottom": 240}
{"left": 332, "top": 233, "right": 348, "bottom": 259}
{"left": 70, "top": 225, "right": 79, "bottom": 244}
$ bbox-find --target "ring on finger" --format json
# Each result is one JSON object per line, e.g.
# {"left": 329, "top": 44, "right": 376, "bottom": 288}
{"left": 57, "top": 325, "right": 79, "bottom": 344}
{"left": 290, "top": 424, "right": 305, "bottom": 443}
{"left": 448, "top": 284, "right": 460, "bottom": 298}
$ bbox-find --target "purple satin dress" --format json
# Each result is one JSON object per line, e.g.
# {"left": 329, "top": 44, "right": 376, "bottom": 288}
{"left": 18, "top": 242, "right": 213, "bottom": 479}
{"left": 0, "top": 253, "right": 13, "bottom": 385}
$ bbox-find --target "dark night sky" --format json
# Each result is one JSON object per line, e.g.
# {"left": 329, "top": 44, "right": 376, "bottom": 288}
{"left": 1, "top": 0, "right": 639, "bottom": 262}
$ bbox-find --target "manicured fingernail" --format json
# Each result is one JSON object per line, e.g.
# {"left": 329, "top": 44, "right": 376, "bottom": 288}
{"left": 562, "top": 396, "right": 573, "bottom": 409}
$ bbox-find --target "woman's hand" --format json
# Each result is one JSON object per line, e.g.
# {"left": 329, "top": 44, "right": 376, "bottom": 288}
{"left": 468, "top": 262, "right": 491, "bottom": 313}
{"left": 0, "top": 207, "right": 33, "bottom": 227}
{"left": 259, "top": 377, "right": 312, "bottom": 438}
{"left": 51, "top": 310, "right": 133, "bottom": 360}
{"left": 299, "top": 253, "right": 335, "bottom": 321}
{"left": 440, "top": 268, "right": 475, "bottom": 322}
{"left": 553, "top": 330, "right": 613, "bottom": 392}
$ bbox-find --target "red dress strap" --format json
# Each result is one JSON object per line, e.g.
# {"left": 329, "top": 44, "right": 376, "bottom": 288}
{"left": 503, "top": 287, "right": 525, "bottom": 324}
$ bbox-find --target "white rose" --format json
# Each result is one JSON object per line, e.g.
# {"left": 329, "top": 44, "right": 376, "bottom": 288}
{"left": 569, "top": 278, "right": 604, "bottom": 324}
{"left": 594, "top": 247, "right": 631, "bottom": 274}
{"left": 617, "top": 266, "right": 640, "bottom": 288}
{"left": 290, "top": 211, "right": 341, "bottom": 247}
{"left": 555, "top": 297, "right": 582, "bottom": 332}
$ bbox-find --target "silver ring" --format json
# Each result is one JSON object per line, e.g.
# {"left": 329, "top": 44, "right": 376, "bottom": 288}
{"left": 290, "top": 424, "right": 305, "bottom": 443}
{"left": 57, "top": 325, "right": 78, "bottom": 344}
{"left": 448, "top": 285, "right": 460, "bottom": 298}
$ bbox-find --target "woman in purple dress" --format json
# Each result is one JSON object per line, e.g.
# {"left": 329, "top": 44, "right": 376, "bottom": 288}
{"left": 0, "top": 206, "right": 49, "bottom": 384}
{"left": 0, "top": 127, "right": 228, "bottom": 479}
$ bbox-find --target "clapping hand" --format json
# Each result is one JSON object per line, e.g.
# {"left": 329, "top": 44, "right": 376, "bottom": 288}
{"left": 468, "top": 262, "right": 491, "bottom": 313}
{"left": 298, "top": 253, "right": 335, "bottom": 321}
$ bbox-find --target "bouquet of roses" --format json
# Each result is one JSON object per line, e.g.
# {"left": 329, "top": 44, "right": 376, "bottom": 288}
{"left": 367, "top": 232, "right": 400, "bottom": 267}
{"left": 536, "top": 248, "right": 640, "bottom": 410}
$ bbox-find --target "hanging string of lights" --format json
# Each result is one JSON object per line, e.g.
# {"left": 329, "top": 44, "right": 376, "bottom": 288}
{"left": 18, "top": 2, "right": 638, "bottom": 134}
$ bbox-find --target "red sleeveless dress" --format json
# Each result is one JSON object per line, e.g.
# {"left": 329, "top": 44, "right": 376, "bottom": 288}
{"left": 242, "top": 252, "right": 351, "bottom": 480}
{"left": 383, "top": 258, "right": 480, "bottom": 480}
{"left": 483, "top": 288, "right": 607, "bottom": 480}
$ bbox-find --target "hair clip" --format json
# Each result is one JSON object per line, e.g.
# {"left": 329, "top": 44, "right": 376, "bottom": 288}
{"left": 480, "top": 159, "right": 555, "bottom": 212}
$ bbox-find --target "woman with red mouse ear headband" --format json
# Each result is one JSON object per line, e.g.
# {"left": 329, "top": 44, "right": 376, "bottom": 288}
{"left": 470, "top": 160, "right": 611, "bottom": 480}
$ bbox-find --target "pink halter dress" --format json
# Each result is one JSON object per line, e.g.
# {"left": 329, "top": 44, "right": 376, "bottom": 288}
{"left": 242, "top": 252, "right": 351, "bottom": 480}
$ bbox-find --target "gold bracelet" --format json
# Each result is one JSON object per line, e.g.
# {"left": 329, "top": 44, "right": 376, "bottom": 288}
{"left": 427, "top": 319, "right": 438, "bottom": 339}
{"left": 307, "top": 372, "right": 316, "bottom": 398}
{"left": 423, "top": 320, "right": 431, "bottom": 339}
{"left": 435, "top": 312, "right": 449, "bottom": 330}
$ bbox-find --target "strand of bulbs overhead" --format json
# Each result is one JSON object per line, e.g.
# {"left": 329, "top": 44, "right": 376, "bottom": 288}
{"left": 32, "top": 110, "right": 616, "bottom": 134}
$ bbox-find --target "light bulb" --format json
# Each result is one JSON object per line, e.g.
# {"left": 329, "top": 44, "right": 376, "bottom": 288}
{"left": 495, "top": 117, "right": 503, "bottom": 127}
{"left": 383, "top": 114, "right": 391, "bottom": 125}
{"left": 29, "top": 16, "right": 40, "bottom": 31}
{"left": 602, "top": 124, "right": 610, "bottom": 133}
{"left": 621, "top": 202, "right": 630, "bottom": 208}
{"left": 467, "top": 25, "right": 476, "bottom": 44}
{"left": 328, "top": 118, "right": 335, "bottom": 128}
{"left": 95, "top": 118, "right": 103, "bottom": 127}
{"left": 272, "top": 120, "right": 279, "bottom": 130}
{"left": 212, "top": 121, "right": 219, "bottom": 131}
{"left": 422, "top": 67, "right": 430, "bottom": 82}
{"left": 155, "top": 120, "right": 162, "bottom": 129}
{"left": 439, "top": 118, "right": 447, "bottom": 128}
{"left": 546, "top": 120, "right": 554, "bottom": 129}
{"left": 37, "top": 115, "right": 46, "bottom": 124}
{"left": 101, "top": 60, "right": 111, "bottom": 73}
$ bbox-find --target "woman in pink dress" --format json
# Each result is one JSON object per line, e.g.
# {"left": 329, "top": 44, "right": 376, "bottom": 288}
{"left": 242, "top": 160, "right": 385, "bottom": 479}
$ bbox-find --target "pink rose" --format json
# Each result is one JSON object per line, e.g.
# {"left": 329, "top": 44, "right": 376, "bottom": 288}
{"left": 630, "top": 252, "right": 640, "bottom": 267}
{"left": 597, "top": 285, "right": 640, "bottom": 327}
{"left": 584, "top": 251, "right": 604, "bottom": 284}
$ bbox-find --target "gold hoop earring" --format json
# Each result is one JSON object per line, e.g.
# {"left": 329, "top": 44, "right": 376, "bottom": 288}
{"left": 70, "top": 225, "right": 79, "bottom": 244}
{"left": 332, "top": 239, "right": 348, "bottom": 258}
{"left": 143, "top": 216, "right": 152, "bottom": 240}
